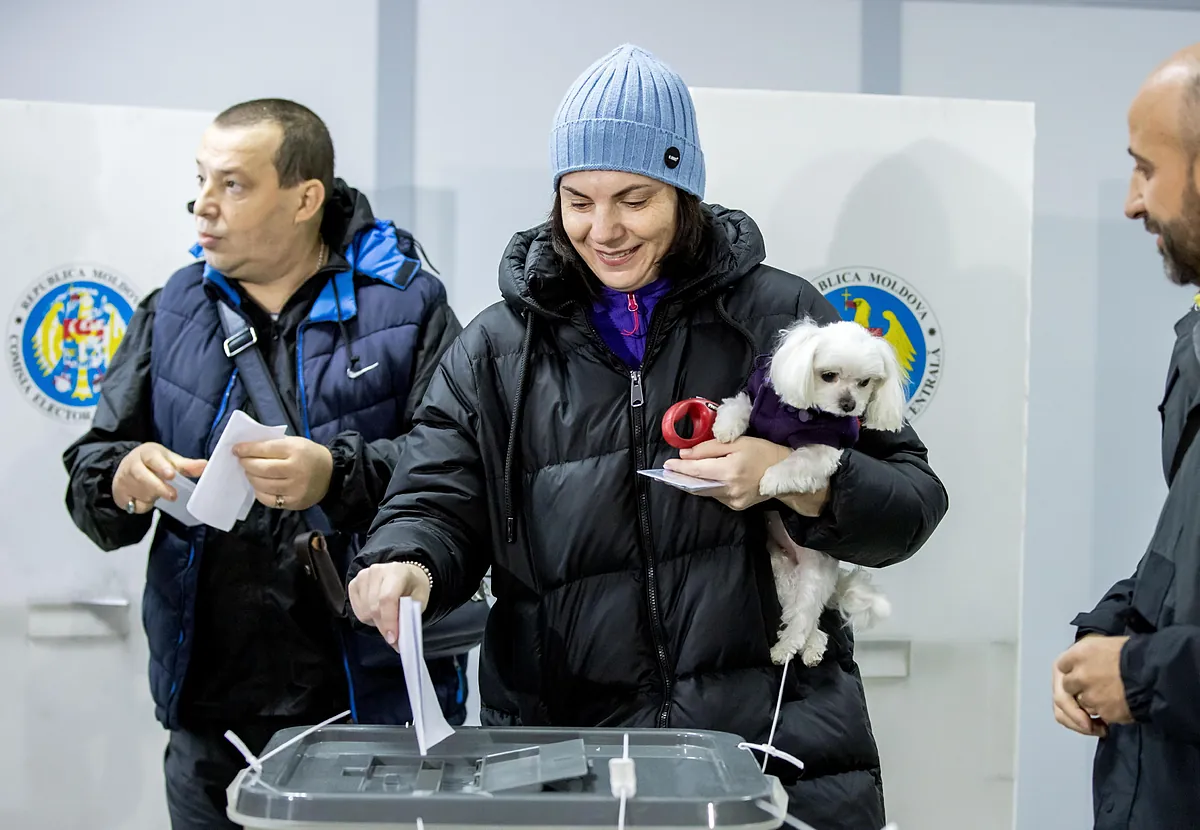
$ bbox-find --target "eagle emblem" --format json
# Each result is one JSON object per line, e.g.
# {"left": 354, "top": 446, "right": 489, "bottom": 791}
{"left": 30, "top": 286, "right": 128, "bottom": 403}
{"left": 844, "top": 292, "right": 917, "bottom": 378}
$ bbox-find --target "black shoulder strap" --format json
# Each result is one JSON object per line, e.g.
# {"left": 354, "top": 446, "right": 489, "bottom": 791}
{"left": 218, "top": 299, "right": 489, "bottom": 652}
{"left": 216, "top": 302, "right": 333, "bottom": 536}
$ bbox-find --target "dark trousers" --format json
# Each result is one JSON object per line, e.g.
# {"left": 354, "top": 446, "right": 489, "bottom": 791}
{"left": 164, "top": 719, "right": 311, "bottom": 830}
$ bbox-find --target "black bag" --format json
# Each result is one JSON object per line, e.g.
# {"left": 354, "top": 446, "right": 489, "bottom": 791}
{"left": 216, "top": 301, "right": 488, "bottom": 660}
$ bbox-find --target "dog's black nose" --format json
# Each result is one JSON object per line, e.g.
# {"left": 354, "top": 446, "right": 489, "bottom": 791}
{"left": 839, "top": 398, "right": 856, "bottom": 413}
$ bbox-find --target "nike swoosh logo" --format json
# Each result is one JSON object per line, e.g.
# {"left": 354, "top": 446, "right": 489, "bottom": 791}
{"left": 346, "top": 361, "right": 380, "bottom": 379}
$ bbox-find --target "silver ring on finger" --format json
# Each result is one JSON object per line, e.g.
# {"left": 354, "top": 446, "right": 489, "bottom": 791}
{"left": 125, "top": 498, "right": 137, "bottom": 515}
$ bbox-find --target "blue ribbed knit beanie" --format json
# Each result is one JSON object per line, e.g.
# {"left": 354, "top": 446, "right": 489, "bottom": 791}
{"left": 550, "top": 44, "right": 705, "bottom": 199}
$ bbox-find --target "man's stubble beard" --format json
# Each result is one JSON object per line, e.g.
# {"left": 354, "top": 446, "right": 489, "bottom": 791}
{"left": 1161, "top": 173, "right": 1200, "bottom": 288}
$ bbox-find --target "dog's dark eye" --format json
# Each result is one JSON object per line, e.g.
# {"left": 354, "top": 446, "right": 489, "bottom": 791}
{"left": 858, "top": 378, "right": 871, "bottom": 388}
{"left": 821, "top": 372, "right": 838, "bottom": 383}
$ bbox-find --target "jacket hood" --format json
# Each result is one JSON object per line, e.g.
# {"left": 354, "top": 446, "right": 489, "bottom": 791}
{"left": 321, "top": 178, "right": 398, "bottom": 257}
{"left": 498, "top": 204, "right": 768, "bottom": 318}
{"left": 320, "top": 178, "right": 427, "bottom": 291}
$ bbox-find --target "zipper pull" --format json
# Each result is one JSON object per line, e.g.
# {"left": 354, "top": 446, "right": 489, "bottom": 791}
{"left": 622, "top": 293, "right": 641, "bottom": 336}
{"left": 630, "top": 370, "right": 644, "bottom": 408}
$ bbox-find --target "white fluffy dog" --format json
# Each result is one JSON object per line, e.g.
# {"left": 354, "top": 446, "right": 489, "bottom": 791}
{"left": 712, "top": 318, "right": 908, "bottom": 666}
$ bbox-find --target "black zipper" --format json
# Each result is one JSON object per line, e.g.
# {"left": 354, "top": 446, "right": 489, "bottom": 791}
{"left": 629, "top": 367, "right": 674, "bottom": 727}
{"left": 629, "top": 370, "right": 645, "bottom": 406}
{"left": 504, "top": 312, "right": 534, "bottom": 543}
{"left": 627, "top": 305, "right": 677, "bottom": 728}
{"left": 558, "top": 292, "right": 678, "bottom": 727}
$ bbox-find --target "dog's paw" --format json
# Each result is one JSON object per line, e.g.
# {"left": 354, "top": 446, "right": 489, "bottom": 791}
{"left": 760, "top": 468, "right": 823, "bottom": 497}
{"left": 800, "top": 629, "right": 829, "bottom": 667}
{"left": 817, "top": 454, "right": 842, "bottom": 479}
{"left": 770, "top": 641, "right": 797, "bottom": 666}
{"left": 713, "top": 394, "right": 751, "bottom": 443}
{"left": 806, "top": 445, "right": 843, "bottom": 479}
{"left": 712, "top": 419, "right": 744, "bottom": 444}
{"left": 758, "top": 463, "right": 795, "bottom": 497}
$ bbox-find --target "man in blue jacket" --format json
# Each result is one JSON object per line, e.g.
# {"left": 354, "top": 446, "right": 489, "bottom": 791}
{"left": 63, "top": 99, "right": 469, "bottom": 830}
{"left": 1053, "top": 43, "right": 1200, "bottom": 830}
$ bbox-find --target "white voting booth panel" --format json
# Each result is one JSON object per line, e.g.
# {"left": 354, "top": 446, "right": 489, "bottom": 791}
{"left": 692, "top": 88, "right": 1034, "bottom": 830}
{"left": 0, "top": 100, "right": 213, "bottom": 830}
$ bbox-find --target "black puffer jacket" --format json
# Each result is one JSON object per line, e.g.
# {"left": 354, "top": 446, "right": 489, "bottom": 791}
{"left": 351, "top": 206, "right": 948, "bottom": 829}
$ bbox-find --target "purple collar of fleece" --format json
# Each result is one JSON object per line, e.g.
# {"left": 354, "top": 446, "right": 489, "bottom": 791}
{"left": 587, "top": 276, "right": 672, "bottom": 367}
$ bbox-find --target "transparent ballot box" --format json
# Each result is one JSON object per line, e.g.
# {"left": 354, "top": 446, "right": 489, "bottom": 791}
{"left": 226, "top": 725, "right": 789, "bottom": 830}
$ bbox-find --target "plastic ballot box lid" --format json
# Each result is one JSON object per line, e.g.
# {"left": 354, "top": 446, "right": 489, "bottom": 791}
{"left": 226, "top": 725, "right": 787, "bottom": 829}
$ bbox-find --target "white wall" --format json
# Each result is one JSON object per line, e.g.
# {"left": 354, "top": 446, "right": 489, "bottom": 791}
{"left": 0, "top": 0, "right": 381, "bottom": 191}
{"left": 902, "top": 3, "right": 1200, "bottom": 828}
{"left": 411, "top": 0, "right": 864, "bottom": 322}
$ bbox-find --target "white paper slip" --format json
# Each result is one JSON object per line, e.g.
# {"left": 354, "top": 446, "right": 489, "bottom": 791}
{"left": 638, "top": 467, "right": 724, "bottom": 493}
{"left": 187, "top": 410, "right": 287, "bottom": 532}
{"left": 153, "top": 475, "right": 203, "bottom": 527}
{"left": 237, "top": 487, "right": 256, "bottom": 523}
{"left": 398, "top": 596, "right": 456, "bottom": 755}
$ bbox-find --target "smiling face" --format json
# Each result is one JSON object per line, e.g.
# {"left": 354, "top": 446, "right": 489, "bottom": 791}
{"left": 557, "top": 170, "right": 679, "bottom": 292}
{"left": 1124, "top": 63, "right": 1200, "bottom": 287}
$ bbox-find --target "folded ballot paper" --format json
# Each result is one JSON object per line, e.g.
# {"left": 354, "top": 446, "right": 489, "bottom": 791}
{"left": 153, "top": 410, "right": 287, "bottom": 532}
{"left": 398, "top": 596, "right": 456, "bottom": 754}
{"left": 637, "top": 467, "right": 724, "bottom": 493}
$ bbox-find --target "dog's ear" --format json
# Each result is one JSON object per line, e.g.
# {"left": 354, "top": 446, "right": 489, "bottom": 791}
{"left": 863, "top": 338, "right": 908, "bottom": 431}
{"left": 769, "top": 318, "right": 824, "bottom": 408}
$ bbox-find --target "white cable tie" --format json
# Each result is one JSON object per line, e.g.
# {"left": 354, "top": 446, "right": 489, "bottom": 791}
{"left": 738, "top": 742, "right": 805, "bottom": 773}
{"left": 763, "top": 654, "right": 791, "bottom": 772}
{"left": 609, "top": 756, "right": 637, "bottom": 798}
{"left": 257, "top": 709, "right": 351, "bottom": 765}
{"left": 610, "top": 733, "right": 636, "bottom": 830}
{"left": 224, "top": 708, "right": 351, "bottom": 775}
{"left": 225, "top": 730, "right": 263, "bottom": 774}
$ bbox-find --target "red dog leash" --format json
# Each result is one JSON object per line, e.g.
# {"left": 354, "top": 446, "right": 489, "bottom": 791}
{"left": 661, "top": 397, "right": 720, "bottom": 449}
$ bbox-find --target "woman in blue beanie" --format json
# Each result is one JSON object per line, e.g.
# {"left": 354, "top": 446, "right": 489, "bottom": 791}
{"left": 349, "top": 44, "right": 947, "bottom": 830}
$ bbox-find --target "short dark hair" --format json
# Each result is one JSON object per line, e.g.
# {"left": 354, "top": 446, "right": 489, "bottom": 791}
{"left": 214, "top": 98, "right": 334, "bottom": 199}
{"left": 550, "top": 188, "right": 710, "bottom": 298}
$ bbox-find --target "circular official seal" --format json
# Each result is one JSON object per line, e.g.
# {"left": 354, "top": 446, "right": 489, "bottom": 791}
{"left": 813, "top": 266, "right": 943, "bottom": 421}
{"left": 8, "top": 264, "right": 141, "bottom": 423}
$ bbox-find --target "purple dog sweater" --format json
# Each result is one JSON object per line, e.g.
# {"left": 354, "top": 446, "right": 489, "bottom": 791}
{"left": 588, "top": 276, "right": 672, "bottom": 367}
{"left": 745, "top": 357, "right": 861, "bottom": 450}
